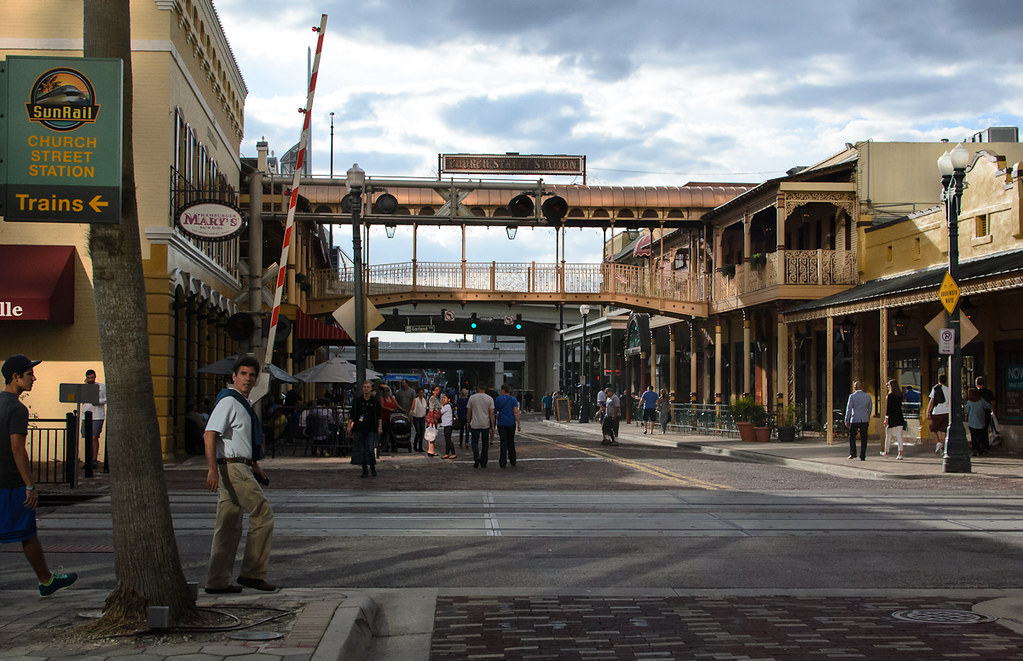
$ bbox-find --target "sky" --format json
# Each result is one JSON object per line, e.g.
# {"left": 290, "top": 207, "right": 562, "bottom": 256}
{"left": 213, "top": 0, "right": 1023, "bottom": 268}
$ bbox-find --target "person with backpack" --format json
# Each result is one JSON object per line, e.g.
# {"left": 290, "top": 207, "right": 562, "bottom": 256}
{"left": 927, "top": 374, "right": 951, "bottom": 455}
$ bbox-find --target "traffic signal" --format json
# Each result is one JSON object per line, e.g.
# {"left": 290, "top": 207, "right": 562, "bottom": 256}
{"left": 369, "top": 336, "right": 379, "bottom": 361}
{"left": 515, "top": 313, "right": 522, "bottom": 330}
{"left": 373, "top": 193, "right": 398, "bottom": 214}
{"left": 541, "top": 195, "right": 568, "bottom": 224}
{"left": 470, "top": 313, "right": 478, "bottom": 329}
{"left": 508, "top": 194, "right": 534, "bottom": 217}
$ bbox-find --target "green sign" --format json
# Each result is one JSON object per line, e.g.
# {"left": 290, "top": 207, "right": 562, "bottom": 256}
{"left": 1, "top": 56, "right": 122, "bottom": 223}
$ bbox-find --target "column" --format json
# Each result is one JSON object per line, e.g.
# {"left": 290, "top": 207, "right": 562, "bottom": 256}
{"left": 879, "top": 307, "right": 889, "bottom": 416}
{"left": 689, "top": 322, "right": 698, "bottom": 403}
{"left": 714, "top": 317, "right": 723, "bottom": 402}
{"left": 826, "top": 315, "right": 834, "bottom": 446}
{"left": 777, "top": 313, "right": 788, "bottom": 405}
{"left": 743, "top": 313, "right": 751, "bottom": 396}
{"left": 669, "top": 325, "right": 677, "bottom": 399}
{"left": 650, "top": 333, "right": 657, "bottom": 391}
{"left": 776, "top": 192, "right": 787, "bottom": 285}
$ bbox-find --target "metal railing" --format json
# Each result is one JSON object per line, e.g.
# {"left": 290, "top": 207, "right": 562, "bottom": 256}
{"left": 27, "top": 415, "right": 78, "bottom": 486}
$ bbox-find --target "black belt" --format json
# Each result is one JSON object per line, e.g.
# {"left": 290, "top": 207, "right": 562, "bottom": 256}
{"left": 216, "top": 457, "right": 253, "bottom": 466}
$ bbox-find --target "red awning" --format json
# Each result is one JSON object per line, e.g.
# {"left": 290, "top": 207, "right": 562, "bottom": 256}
{"left": 0, "top": 245, "right": 75, "bottom": 323}
{"left": 294, "top": 307, "right": 352, "bottom": 343}
{"left": 632, "top": 233, "right": 652, "bottom": 257}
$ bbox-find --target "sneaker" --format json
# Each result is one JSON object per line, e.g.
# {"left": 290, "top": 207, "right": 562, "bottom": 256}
{"left": 39, "top": 571, "right": 77, "bottom": 597}
{"left": 897, "top": 454, "right": 903, "bottom": 460}
{"left": 935, "top": 443, "right": 943, "bottom": 455}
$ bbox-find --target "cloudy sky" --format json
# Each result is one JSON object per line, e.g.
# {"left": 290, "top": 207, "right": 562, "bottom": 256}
{"left": 213, "top": 0, "right": 1023, "bottom": 266}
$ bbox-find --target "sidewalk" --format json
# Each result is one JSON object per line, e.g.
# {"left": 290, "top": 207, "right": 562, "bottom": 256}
{"left": 544, "top": 417, "right": 1023, "bottom": 481}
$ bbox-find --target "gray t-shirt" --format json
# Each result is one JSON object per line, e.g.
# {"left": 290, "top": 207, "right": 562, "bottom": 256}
{"left": 394, "top": 386, "right": 415, "bottom": 413}
{"left": 467, "top": 392, "right": 495, "bottom": 430}
{"left": 0, "top": 391, "right": 29, "bottom": 488}
{"left": 605, "top": 394, "right": 621, "bottom": 418}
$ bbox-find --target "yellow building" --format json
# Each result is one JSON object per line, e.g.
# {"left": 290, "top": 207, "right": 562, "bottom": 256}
{"left": 1, "top": 0, "right": 247, "bottom": 457}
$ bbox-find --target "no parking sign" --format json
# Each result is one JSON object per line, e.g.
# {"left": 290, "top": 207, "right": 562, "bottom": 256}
{"left": 938, "top": 328, "right": 956, "bottom": 355}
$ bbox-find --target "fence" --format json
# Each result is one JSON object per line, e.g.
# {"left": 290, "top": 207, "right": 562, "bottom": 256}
{"left": 27, "top": 414, "right": 78, "bottom": 487}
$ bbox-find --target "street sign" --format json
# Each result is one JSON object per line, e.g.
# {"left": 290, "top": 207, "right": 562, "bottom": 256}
{"left": 926, "top": 310, "right": 979, "bottom": 348}
{"left": 1, "top": 56, "right": 123, "bottom": 223}
{"left": 405, "top": 324, "right": 435, "bottom": 333}
{"left": 938, "top": 328, "right": 955, "bottom": 355}
{"left": 938, "top": 271, "right": 960, "bottom": 315}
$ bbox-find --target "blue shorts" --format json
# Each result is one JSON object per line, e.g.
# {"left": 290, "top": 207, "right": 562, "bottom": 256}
{"left": 0, "top": 487, "right": 38, "bottom": 544}
{"left": 82, "top": 419, "right": 105, "bottom": 439}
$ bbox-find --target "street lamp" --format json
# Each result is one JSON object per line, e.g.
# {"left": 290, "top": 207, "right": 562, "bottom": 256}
{"left": 579, "top": 304, "right": 591, "bottom": 423}
{"left": 346, "top": 163, "right": 367, "bottom": 385}
{"left": 329, "top": 112, "right": 335, "bottom": 178}
{"left": 938, "top": 143, "right": 972, "bottom": 473}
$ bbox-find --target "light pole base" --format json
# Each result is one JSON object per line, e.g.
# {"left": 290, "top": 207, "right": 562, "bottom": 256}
{"left": 942, "top": 455, "right": 972, "bottom": 473}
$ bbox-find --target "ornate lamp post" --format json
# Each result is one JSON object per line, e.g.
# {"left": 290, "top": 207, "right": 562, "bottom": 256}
{"left": 346, "top": 163, "right": 367, "bottom": 385}
{"left": 937, "top": 143, "right": 972, "bottom": 473}
{"left": 579, "top": 304, "right": 591, "bottom": 423}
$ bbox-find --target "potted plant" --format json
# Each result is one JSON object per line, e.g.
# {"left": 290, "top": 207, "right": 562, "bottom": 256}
{"left": 774, "top": 404, "right": 799, "bottom": 442}
{"left": 730, "top": 396, "right": 766, "bottom": 442}
{"left": 721, "top": 263, "right": 736, "bottom": 278}
{"left": 750, "top": 253, "right": 766, "bottom": 270}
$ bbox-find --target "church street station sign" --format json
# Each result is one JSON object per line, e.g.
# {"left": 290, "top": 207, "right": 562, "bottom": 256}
{"left": 1, "top": 56, "right": 123, "bottom": 223}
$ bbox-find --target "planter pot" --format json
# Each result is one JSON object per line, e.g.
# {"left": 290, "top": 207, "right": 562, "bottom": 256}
{"left": 754, "top": 426, "right": 771, "bottom": 442}
{"left": 777, "top": 425, "right": 796, "bottom": 442}
{"left": 737, "top": 422, "right": 756, "bottom": 442}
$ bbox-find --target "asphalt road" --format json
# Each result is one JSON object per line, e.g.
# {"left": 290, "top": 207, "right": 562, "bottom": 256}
{"left": 5, "top": 424, "right": 1023, "bottom": 595}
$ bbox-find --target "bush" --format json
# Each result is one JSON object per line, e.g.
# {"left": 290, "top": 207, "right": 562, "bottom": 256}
{"left": 730, "top": 396, "right": 767, "bottom": 426}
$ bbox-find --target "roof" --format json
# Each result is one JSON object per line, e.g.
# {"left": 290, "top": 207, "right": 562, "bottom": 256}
{"left": 784, "top": 248, "right": 1023, "bottom": 315}
{"left": 702, "top": 160, "right": 857, "bottom": 222}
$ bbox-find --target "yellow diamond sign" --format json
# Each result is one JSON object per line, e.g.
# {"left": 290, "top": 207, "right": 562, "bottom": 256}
{"left": 939, "top": 271, "right": 960, "bottom": 315}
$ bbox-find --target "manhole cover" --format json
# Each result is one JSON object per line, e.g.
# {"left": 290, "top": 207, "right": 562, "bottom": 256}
{"left": 230, "top": 631, "right": 283, "bottom": 641}
{"left": 892, "top": 609, "right": 997, "bottom": 624}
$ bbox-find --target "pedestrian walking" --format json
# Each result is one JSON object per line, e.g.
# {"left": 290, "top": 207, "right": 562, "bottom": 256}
{"left": 394, "top": 379, "right": 415, "bottom": 416}
{"left": 542, "top": 392, "right": 553, "bottom": 420}
{"left": 844, "top": 380, "right": 871, "bottom": 461}
{"left": 494, "top": 383, "right": 521, "bottom": 468}
{"left": 1, "top": 355, "right": 79, "bottom": 597}
{"left": 965, "top": 388, "right": 991, "bottom": 456}
{"left": 440, "top": 393, "right": 456, "bottom": 459}
{"left": 880, "top": 379, "right": 905, "bottom": 460}
{"left": 640, "top": 385, "right": 658, "bottom": 434}
{"left": 456, "top": 388, "right": 470, "bottom": 448}
{"left": 378, "top": 385, "right": 397, "bottom": 452}
{"left": 203, "top": 356, "right": 276, "bottom": 594}
{"left": 657, "top": 388, "right": 671, "bottom": 434}
{"left": 602, "top": 387, "right": 621, "bottom": 446}
{"left": 927, "top": 374, "right": 951, "bottom": 455}
{"left": 467, "top": 383, "right": 495, "bottom": 468}
{"left": 348, "top": 380, "right": 381, "bottom": 477}
{"left": 975, "top": 376, "right": 999, "bottom": 444}
{"left": 82, "top": 368, "right": 106, "bottom": 469}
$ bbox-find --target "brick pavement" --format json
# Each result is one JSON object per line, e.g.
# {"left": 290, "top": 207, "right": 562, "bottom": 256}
{"left": 429, "top": 594, "right": 1023, "bottom": 660}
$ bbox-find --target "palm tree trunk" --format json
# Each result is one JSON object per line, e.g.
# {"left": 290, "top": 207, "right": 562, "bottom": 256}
{"left": 83, "top": 0, "right": 194, "bottom": 627}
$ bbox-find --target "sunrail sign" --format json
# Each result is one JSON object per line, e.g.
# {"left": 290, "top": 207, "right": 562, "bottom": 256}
{"left": 1, "top": 56, "right": 123, "bottom": 223}
{"left": 439, "top": 153, "right": 585, "bottom": 176}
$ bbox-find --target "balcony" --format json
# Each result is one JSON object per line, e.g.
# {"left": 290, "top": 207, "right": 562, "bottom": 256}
{"left": 713, "top": 249, "right": 857, "bottom": 311}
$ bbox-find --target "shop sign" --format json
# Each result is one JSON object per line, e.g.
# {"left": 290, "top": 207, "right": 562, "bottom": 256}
{"left": 176, "top": 200, "right": 245, "bottom": 241}
{"left": 1006, "top": 364, "right": 1023, "bottom": 423}
{"left": 2, "top": 56, "right": 123, "bottom": 223}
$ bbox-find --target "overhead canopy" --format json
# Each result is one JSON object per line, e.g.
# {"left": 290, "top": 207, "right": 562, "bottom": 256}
{"left": 0, "top": 245, "right": 75, "bottom": 323}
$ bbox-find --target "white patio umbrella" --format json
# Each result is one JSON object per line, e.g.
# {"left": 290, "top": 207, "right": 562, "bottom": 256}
{"left": 197, "top": 355, "right": 300, "bottom": 383}
{"left": 294, "top": 357, "right": 381, "bottom": 383}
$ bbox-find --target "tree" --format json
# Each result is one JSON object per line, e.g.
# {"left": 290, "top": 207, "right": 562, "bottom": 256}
{"left": 83, "top": 0, "right": 195, "bottom": 628}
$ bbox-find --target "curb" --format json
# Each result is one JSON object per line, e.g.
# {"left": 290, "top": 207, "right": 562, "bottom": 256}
{"left": 312, "top": 593, "right": 379, "bottom": 661}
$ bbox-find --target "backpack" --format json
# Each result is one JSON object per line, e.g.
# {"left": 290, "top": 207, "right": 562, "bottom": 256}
{"left": 931, "top": 384, "right": 945, "bottom": 405}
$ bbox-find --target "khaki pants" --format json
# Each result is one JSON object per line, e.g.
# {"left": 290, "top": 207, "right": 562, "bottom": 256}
{"left": 207, "top": 462, "right": 274, "bottom": 589}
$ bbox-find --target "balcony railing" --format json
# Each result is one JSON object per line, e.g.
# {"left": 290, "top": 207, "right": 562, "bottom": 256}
{"left": 714, "top": 249, "right": 856, "bottom": 299}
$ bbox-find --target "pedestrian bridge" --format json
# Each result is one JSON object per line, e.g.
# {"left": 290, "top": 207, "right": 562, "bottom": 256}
{"left": 304, "top": 250, "right": 857, "bottom": 318}
{"left": 306, "top": 261, "right": 709, "bottom": 317}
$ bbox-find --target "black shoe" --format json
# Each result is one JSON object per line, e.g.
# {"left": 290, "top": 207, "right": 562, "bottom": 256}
{"left": 204, "top": 584, "right": 243, "bottom": 594}
{"left": 361, "top": 472, "right": 368, "bottom": 478}
{"left": 473, "top": 460, "right": 479, "bottom": 468}
{"left": 371, "top": 470, "right": 377, "bottom": 476}
{"left": 237, "top": 576, "right": 277, "bottom": 592}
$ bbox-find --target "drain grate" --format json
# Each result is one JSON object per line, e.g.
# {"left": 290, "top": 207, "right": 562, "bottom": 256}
{"left": 892, "top": 609, "right": 997, "bottom": 624}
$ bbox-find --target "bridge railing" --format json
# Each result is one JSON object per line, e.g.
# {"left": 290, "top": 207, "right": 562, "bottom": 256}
{"left": 309, "top": 261, "right": 707, "bottom": 303}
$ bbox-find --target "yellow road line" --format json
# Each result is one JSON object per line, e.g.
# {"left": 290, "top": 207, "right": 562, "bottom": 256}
{"left": 521, "top": 433, "right": 729, "bottom": 491}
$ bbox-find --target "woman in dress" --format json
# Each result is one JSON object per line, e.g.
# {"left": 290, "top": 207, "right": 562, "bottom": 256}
{"left": 657, "top": 389, "right": 671, "bottom": 434}
{"left": 881, "top": 379, "right": 906, "bottom": 460}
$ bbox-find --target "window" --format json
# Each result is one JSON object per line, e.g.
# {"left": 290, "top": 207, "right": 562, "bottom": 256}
{"left": 886, "top": 245, "right": 893, "bottom": 262}
{"left": 975, "top": 214, "right": 989, "bottom": 238}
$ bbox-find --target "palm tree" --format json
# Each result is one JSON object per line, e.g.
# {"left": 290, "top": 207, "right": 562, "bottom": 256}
{"left": 84, "top": 0, "right": 195, "bottom": 628}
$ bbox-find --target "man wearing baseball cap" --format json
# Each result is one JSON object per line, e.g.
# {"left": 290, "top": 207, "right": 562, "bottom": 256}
{"left": 1, "top": 355, "right": 79, "bottom": 596}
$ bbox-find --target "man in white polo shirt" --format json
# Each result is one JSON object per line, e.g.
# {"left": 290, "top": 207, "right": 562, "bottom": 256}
{"left": 203, "top": 356, "right": 275, "bottom": 594}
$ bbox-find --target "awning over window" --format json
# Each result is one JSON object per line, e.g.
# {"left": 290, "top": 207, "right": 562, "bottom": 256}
{"left": 293, "top": 307, "right": 352, "bottom": 343}
{"left": 632, "top": 233, "right": 652, "bottom": 258}
{"left": 0, "top": 245, "right": 75, "bottom": 323}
